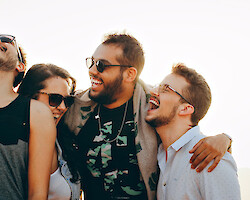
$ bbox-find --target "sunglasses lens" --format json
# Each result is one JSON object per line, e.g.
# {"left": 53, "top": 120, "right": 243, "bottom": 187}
{"left": 64, "top": 96, "right": 74, "bottom": 108}
{"left": 49, "top": 94, "right": 63, "bottom": 107}
{"left": 0, "top": 36, "right": 14, "bottom": 45}
{"left": 96, "top": 60, "right": 105, "bottom": 73}
{"left": 86, "top": 58, "right": 94, "bottom": 69}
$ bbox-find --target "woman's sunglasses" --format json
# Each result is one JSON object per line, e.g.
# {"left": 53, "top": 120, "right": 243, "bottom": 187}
{"left": 0, "top": 34, "right": 23, "bottom": 63}
{"left": 86, "top": 57, "right": 132, "bottom": 73}
{"left": 38, "top": 92, "right": 74, "bottom": 108}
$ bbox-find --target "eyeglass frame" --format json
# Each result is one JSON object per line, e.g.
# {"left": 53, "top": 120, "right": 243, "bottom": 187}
{"left": 157, "top": 84, "right": 193, "bottom": 107}
{"left": 37, "top": 92, "right": 74, "bottom": 108}
{"left": 86, "top": 57, "right": 132, "bottom": 73}
{"left": 0, "top": 34, "right": 23, "bottom": 64}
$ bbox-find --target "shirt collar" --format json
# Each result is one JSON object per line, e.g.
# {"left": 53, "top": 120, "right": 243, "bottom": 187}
{"left": 171, "top": 126, "right": 200, "bottom": 151}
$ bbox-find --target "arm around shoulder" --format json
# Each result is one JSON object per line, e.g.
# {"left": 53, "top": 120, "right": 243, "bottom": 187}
{"left": 189, "top": 133, "right": 232, "bottom": 172}
{"left": 28, "top": 100, "right": 57, "bottom": 200}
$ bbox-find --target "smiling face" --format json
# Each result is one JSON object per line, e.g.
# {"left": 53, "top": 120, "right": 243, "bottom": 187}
{"left": 88, "top": 44, "right": 126, "bottom": 105}
{"left": 37, "top": 76, "right": 70, "bottom": 122}
{"left": 145, "top": 74, "right": 190, "bottom": 128}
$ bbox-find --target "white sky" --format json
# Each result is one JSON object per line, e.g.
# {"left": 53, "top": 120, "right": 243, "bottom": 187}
{"left": 1, "top": 0, "right": 250, "bottom": 169}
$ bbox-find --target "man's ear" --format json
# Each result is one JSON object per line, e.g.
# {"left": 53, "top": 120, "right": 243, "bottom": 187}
{"left": 16, "top": 62, "right": 25, "bottom": 73}
{"left": 179, "top": 104, "right": 194, "bottom": 116}
{"left": 124, "top": 67, "right": 137, "bottom": 83}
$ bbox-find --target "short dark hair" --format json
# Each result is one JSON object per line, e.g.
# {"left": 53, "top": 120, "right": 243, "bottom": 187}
{"left": 172, "top": 63, "right": 212, "bottom": 125}
{"left": 102, "top": 33, "right": 145, "bottom": 80}
{"left": 18, "top": 63, "right": 76, "bottom": 98}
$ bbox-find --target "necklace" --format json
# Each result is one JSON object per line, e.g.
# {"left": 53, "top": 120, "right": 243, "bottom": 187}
{"left": 97, "top": 101, "right": 129, "bottom": 143}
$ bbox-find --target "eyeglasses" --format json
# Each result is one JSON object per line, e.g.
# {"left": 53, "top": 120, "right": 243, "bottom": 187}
{"left": 0, "top": 34, "right": 23, "bottom": 63}
{"left": 38, "top": 92, "right": 74, "bottom": 108}
{"left": 86, "top": 57, "right": 132, "bottom": 73}
{"left": 157, "top": 84, "right": 193, "bottom": 106}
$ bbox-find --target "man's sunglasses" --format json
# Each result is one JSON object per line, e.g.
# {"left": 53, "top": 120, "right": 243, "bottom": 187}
{"left": 38, "top": 92, "right": 74, "bottom": 108}
{"left": 86, "top": 57, "right": 132, "bottom": 73}
{"left": 0, "top": 34, "right": 23, "bottom": 63}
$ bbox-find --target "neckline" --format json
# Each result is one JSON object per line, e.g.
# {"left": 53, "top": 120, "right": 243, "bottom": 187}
{"left": 0, "top": 94, "right": 21, "bottom": 110}
{"left": 100, "top": 97, "right": 132, "bottom": 113}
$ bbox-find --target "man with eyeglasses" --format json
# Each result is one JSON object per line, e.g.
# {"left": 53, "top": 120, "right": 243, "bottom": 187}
{"left": 145, "top": 63, "right": 240, "bottom": 199}
{"left": 0, "top": 34, "right": 57, "bottom": 199}
{"left": 58, "top": 33, "right": 232, "bottom": 200}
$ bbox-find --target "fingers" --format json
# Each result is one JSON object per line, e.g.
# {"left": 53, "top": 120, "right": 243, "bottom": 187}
{"left": 195, "top": 153, "right": 216, "bottom": 172}
{"left": 189, "top": 141, "right": 206, "bottom": 164}
{"left": 190, "top": 148, "right": 211, "bottom": 170}
{"left": 207, "top": 156, "right": 222, "bottom": 172}
{"left": 190, "top": 150, "right": 223, "bottom": 172}
{"left": 189, "top": 135, "right": 228, "bottom": 173}
{"left": 189, "top": 138, "right": 204, "bottom": 153}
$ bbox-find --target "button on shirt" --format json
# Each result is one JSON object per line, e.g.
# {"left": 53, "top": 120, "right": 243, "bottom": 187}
{"left": 157, "top": 126, "right": 241, "bottom": 200}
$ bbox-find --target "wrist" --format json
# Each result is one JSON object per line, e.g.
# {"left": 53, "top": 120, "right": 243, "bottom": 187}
{"left": 222, "top": 133, "right": 232, "bottom": 151}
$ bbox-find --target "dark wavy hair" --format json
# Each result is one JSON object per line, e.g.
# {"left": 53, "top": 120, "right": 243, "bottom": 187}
{"left": 18, "top": 63, "right": 76, "bottom": 98}
{"left": 18, "top": 63, "right": 80, "bottom": 182}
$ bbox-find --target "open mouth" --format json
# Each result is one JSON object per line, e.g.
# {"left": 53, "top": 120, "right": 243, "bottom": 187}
{"left": 53, "top": 114, "right": 61, "bottom": 120}
{"left": 149, "top": 96, "right": 160, "bottom": 110}
{"left": 90, "top": 76, "right": 103, "bottom": 86}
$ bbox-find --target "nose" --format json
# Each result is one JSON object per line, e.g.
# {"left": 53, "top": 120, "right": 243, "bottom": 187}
{"left": 150, "top": 86, "right": 159, "bottom": 96}
{"left": 88, "top": 62, "right": 99, "bottom": 76}
{"left": 56, "top": 100, "right": 66, "bottom": 111}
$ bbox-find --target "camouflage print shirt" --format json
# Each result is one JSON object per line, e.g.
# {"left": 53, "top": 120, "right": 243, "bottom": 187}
{"left": 77, "top": 98, "right": 147, "bottom": 200}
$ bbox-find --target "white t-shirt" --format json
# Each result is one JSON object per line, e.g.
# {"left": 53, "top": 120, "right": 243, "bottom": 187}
{"left": 48, "top": 167, "right": 71, "bottom": 200}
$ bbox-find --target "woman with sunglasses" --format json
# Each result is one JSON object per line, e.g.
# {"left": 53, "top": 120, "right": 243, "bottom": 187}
{"left": 18, "top": 63, "right": 81, "bottom": 200}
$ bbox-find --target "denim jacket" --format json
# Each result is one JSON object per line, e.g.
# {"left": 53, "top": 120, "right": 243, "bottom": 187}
{"left": 56, "top": 140, "right": 81, "bottom": 200}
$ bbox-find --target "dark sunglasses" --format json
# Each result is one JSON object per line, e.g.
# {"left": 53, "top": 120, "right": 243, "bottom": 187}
{"left": 0, "top": 34, "right": 23, "bottom": 63}
{"left": 38, "top": 92, "right": 74, "bottom": 108}
{"left": 86, "top": 57, "right": 132, "bottom": 73}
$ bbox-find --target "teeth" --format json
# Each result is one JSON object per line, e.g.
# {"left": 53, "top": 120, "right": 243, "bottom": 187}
{"left": 149, "top": 97, "right": 160, "bottom": 109}
{"left": 53, "top": 114, "right": 61, "bottom": 119}
{"left": 149, "top": 98, "right": 159, "bottom": 107}
{"left": 91, "top": 77, "right": 103, "bottom": 85}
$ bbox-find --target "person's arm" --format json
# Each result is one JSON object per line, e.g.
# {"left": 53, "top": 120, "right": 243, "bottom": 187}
{"left": 189, "top": 133, "right": 232, "bottom": 172}
{"left": 28, "top": 100, "right": 57, "bottom": 200}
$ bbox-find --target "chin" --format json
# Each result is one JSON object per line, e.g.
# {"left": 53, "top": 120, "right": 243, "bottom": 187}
{"left": 88, "top": 90, "right": 98, "bottom": 99}
{"left": 145, "top": 117, "right": 156, "bottom": 127}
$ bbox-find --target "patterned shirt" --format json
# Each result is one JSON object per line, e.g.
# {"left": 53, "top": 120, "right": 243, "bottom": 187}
{"left": 157, "top": 126, "right": 241, "bottom": 200}
{"left": 77, "top": 99, "right": 147, "bottom": 200}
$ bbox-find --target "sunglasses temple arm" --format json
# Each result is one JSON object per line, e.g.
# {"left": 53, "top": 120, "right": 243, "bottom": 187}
{"left": 15, "top": 42, "right": 23, "bottom": 64}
